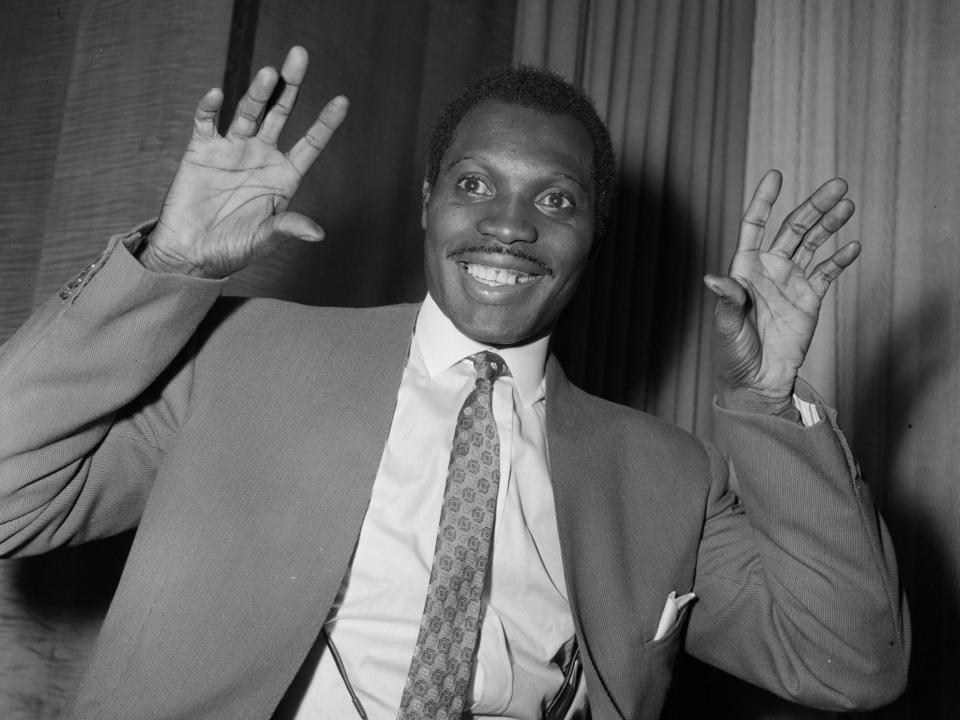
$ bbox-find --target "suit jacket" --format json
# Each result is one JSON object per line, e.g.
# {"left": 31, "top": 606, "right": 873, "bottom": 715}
{"left": 0, "top": 231, "right": 909, "bottom": 719}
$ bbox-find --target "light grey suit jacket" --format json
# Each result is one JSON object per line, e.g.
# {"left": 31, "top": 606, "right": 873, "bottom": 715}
{"left": 0, "top": 231, "right": 909, "bottom": 719}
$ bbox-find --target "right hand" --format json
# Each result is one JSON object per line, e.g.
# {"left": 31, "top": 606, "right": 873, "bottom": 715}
{"left": 704, "top": 170, "right": 858, "bottom": 415}
{"left": 141, "top": 46, "right": 348, "bottom": 278}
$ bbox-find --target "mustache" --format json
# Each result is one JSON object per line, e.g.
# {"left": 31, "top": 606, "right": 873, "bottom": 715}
{"left": 447, "top": 245, "right": 553, "bottom": 276}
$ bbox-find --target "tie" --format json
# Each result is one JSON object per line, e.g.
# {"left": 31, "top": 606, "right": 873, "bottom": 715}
{"left": 398, "top": 351, "right": 508, "bottom": 720}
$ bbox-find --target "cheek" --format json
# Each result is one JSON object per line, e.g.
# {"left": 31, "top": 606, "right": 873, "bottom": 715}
{"left": 423, "top": 213, "right": 468, "bottom": 294}
{"left": 425, "top": 204, "right": 474, "bottom": 251}
{"left": 551, "top": 266, "right": 586, "bottom": 311}
{"left": 554, "top": 230, "right": 593, "bottom": 280}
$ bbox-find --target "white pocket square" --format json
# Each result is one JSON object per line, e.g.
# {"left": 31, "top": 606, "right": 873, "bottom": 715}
{"left": 653, "top": 590, "right": 696, "bottom": 641}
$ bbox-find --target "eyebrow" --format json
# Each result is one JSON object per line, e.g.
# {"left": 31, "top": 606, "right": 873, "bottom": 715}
{"left": 445, "top": 154, "right": 591, "bottom": 195}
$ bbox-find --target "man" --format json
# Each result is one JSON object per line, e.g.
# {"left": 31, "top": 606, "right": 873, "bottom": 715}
{"left": 0, "top": 47, "right": 908, "bottom": 719}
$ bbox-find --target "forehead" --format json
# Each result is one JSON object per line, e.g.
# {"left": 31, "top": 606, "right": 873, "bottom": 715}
{"left": 442, "top": 100, "right": 594, "bottom": 185}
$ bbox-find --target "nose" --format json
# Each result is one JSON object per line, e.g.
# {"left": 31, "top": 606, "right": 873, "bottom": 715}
{"left": 476, "top": 198, "right": 538, "bottom": 244}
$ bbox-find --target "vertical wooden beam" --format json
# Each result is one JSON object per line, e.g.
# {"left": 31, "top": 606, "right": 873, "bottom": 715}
{"left": 224, "top": 0, "right": 517, "bottom": 308}
{"left": 219, "top": 0, "right": 262, "bottom": 135}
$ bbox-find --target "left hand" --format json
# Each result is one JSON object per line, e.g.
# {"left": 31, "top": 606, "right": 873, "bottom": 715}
{"left": 143, "top": 46, "right": 349, "bottom": 278}
{"left": 704, "top": 169, "right": 860, "bottom": 415}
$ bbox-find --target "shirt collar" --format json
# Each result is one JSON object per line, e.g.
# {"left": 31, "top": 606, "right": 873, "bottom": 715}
{"left": 415, "top": 293, "right": 548, "bottom": 407}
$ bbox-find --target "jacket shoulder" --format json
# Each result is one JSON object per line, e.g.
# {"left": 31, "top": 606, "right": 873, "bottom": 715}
{"left": 548, "top": 364, "right": 709, "bottom": 458}
{"left": 197, "top": 298, "right": 419, "bottom": 352}
{"left": 205, "top": 297, "right": 418, "bottom": 333}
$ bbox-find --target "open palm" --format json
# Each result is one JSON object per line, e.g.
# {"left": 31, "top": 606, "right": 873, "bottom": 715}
{"left": 705, "top": 170, "right": 860, "bottom": 409}
{"left": 143, "top": 47, "right": 348, "bottom": 278}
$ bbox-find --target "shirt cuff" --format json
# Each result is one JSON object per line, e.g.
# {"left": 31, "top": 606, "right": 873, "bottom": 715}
{"left": 112, "top": 217, "right": 159, "bottom": 260}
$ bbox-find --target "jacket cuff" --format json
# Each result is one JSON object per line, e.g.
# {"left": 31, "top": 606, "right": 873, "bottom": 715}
{"left": 56, "top": 220, "right": 226, "bottom": 306}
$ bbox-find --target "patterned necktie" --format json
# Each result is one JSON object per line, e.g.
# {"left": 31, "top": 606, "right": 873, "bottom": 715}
{"left": 398, "top": 351, "right": 508, "bottom": 720}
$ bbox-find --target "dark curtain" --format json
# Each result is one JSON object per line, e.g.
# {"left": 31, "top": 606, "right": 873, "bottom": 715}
{"left": 517, "top": 1, "right": 960, "bottom": 719}
{"left": 0, "top": 1, "right": 515, "bottom": 716}
{"left": 747, "top": 2, "right": 960, "bottom": 719}
{"left": 514, "top": 1, "right": 835, "bottom": 718}
{"left": 516, "top": 0, "right": 756, "bottom": 441}
{"left": 222, "top": 0, "right": 516, "bottom": 307}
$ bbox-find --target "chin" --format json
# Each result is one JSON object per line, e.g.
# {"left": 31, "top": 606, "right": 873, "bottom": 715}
{"left": 431, "top": 278, "right": 555, "bottom": 346}
{"left": 455, "top": 315, "right": 547, "bottom": 348}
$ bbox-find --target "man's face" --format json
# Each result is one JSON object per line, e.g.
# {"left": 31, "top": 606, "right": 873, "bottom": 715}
{"left": 422, "top": 100, "right": 595, "bottom": 346}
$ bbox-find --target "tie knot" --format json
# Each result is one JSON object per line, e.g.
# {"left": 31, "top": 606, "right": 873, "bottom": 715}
{"left": 471, "top": 351, "right": 508, "bottom": 383}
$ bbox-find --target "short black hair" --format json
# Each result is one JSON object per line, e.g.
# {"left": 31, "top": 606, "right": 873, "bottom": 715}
{"left": 425, "top": 65, "right": 617, "bottom": 245}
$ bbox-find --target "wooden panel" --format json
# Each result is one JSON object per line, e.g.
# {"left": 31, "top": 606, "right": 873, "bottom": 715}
{"left": 224, "top": 0, "right": 517, "bottom": 307}
{"left": 406, "top": 0, "right": 521, "bottom": 300}
{"left": 224, "top": 0, "right": 433, "bottom": 304}
{"left": 0, "top": 1, "right": 515, "bottom": 716}
{"left": 0, "top": 2, "right": 234, "bottom": 717}
{"left": 31, "top": 0, "right": 235, "bottom": 303}
{"left": 0, "top": 1, "right": 81, "bottom": 343}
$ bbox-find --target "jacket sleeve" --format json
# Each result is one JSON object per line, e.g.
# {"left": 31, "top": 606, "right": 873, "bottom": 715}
{"left": 0, "top": 224, "right": 224, "bottom": 557}
{"left": 684, "top": 381, "right": 911, "bottom": 710}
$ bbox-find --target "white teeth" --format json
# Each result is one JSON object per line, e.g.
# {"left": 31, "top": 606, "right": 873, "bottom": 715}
{"left": 463, "top": 263, "right": 537, "bottom": 286}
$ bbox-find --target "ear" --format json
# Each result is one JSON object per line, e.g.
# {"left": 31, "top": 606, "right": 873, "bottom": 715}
{"left": 420, "top": 180, "right": 432, "bottom": 230}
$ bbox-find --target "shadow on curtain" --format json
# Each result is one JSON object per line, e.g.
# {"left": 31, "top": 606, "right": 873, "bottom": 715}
{"left": 746, "top": 2, "right": 960, "bottom": 719}
{"left": 515, "top": 1, "right": 849, "bottom": 718}
{"left": 518, "top": 1, "right": 960, "bottom": 719}
{"left": 515, "top": 0, "right": 755, "bottom": 442}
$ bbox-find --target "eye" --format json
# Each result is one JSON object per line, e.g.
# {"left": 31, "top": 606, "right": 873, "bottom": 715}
{"left": 536, "top": 191, "right": 575, "bottom": 211}
{"left": 456, "top": 175, "right": 494, "bottom": 197}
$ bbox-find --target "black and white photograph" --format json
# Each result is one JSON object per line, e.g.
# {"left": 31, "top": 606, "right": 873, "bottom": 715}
{"left": 0, "top": 1, "right": 957, "bottom": 718}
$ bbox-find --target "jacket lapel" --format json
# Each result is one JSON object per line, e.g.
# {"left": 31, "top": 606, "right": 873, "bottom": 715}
{"left": 545, "top": 356, "right": 628, "bottom": 720}
{"left": 78, "top": 302, "right": 422, "bottom": 720}
{"left": 545, "top": 355, "right": 704, "bottom": 720}
{"left": 258, "top": 303, "right": 421, "bottom": 652}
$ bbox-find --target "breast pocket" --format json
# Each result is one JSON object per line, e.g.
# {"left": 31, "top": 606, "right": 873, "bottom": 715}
{"left": 645, "top": 600, "right": 692, "bottom": 652}
{"left": 617, "top": 601, "right": 694, "bottom": 720}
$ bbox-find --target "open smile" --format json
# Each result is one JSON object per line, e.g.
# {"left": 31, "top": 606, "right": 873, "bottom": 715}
{"left": 459, "top": 262, "right": 541, "bottom": 286}
{"left": 449, "top": 246, "right": 553, "bottom": 291}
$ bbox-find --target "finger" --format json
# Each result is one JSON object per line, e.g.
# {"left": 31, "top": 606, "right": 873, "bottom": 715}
{"left": 260, "top": 46, "right": 308, "bottom": 145}
{"left": 288, "top": 95, "right": 349, "bottom": 175}
{"left": 808, "top": 241, "right": 861, "bottom": 299}
{"left": 738, "top": 170, "right": 782, "bottom": 254}
{"left": 704, "top": 274, "right": 750, "bottom": 337}
{"left": 793, "top": 198, "right": 855, "bottom": 271}
{"left": 260, "top": 211, "right": 326, "bottom": 245}
{"left": 193, "top": 88, "right": 223, "bottom": 139}
{"left": 227, "top": 65, "right": 280, "bottom": 138}
{"left": 769, "top": 177, "right": 848, "bottom": 257}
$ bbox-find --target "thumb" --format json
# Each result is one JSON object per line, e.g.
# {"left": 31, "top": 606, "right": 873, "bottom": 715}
{"left": 704, "top": 274, "right": 749, "bottom": 337}
{"left": 261, "top": 211, "right": 326, "bottom": 243}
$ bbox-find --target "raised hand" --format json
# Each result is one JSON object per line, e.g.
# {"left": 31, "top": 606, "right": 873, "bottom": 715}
{"left": 140, "top": 46, "right": 348, "bottom": 278}
{"left": 704, "top": 170, "right": 859, "bottom": 415}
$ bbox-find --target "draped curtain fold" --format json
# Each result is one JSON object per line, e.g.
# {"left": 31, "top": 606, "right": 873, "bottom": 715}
{"left": 517, "top": 1, "right": 960, "bottom": 719}
{"left": 514, "top": 0, "right": 756, "bottom": 439}
{"left": 747, "top": 2, "right": 960, "bottom": 718}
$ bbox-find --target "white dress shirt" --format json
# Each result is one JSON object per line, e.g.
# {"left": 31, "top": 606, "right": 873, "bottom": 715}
{"left": 295, "top": 294, "right": 575, "bottom": 719}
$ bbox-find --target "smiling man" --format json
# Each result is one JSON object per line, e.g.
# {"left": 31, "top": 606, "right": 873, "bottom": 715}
{"left": 422, "top": 95, "right": 599, "bottom": 347}
{"left": 0, "top": 48, "right": 908, "bottom": 720}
